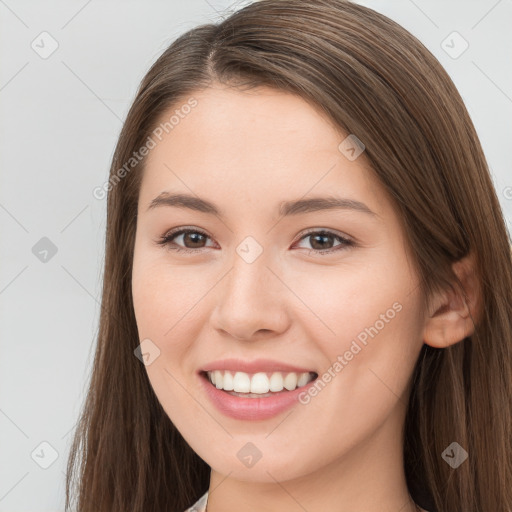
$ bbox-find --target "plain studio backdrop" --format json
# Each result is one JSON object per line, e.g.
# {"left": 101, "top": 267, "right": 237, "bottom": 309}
{"left": 0, "top": 0, "right": 511, "bottom": 510}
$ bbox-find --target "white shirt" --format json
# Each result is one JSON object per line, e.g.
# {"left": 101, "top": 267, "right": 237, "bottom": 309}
{"left": 184, "top": 491, "right": 208, "bottom": 512}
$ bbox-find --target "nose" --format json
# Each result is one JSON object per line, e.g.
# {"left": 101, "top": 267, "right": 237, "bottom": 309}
{"left": 210, "top": 251, "right": 291, "bottom": 341}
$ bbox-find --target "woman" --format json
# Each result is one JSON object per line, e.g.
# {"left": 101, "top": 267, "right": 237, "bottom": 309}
{"left": 65, "top": 1, "right": 512, "bottom": 511}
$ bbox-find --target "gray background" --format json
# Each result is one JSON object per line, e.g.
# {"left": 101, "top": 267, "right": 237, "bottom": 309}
{"left": 0, "top": 0, "right": 511, "bottom": 510}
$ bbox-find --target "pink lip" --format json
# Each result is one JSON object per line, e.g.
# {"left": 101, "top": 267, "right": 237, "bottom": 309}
{"left": 200, "top": 358, "right": 316, "bottom": 374}
{"left": 198, "top": 372, "right": 318, "bottom": 422}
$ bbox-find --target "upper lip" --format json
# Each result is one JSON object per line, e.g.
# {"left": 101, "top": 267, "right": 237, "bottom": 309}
{"left": 200, "top": 358, "right": 317, "bottom": 375}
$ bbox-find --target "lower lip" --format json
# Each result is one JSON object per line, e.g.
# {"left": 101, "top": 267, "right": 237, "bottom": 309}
{"left": 199, "top": 372, "right": 317, "bottom": 421}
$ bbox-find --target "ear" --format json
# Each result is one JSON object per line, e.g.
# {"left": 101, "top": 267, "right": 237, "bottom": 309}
{"left": 423, "top": 251, "right": 482, "bottom": 348}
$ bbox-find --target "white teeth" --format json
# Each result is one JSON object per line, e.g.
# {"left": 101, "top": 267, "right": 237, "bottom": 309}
{"left": 297, "top": 372, "right": 310, "bottom": 387}
{"left": 283, "top": 372, "right": 298, "bottom": 391}
{"left": 222, "top": 371, "right": 234, "bottom": 391}
{"left": 250, "top": 372, "right": 270, "bottom": 394}
{"left": 269, "top": 372, "right": 284, "bottom": 392}
{"left": 233, "top": 372, "right": 251, "bottom": 393}
{"left": 214, "top": 370, "right": 223, "bottom": 389}
{"left": 206, "top": 370, "right": 315, "bottom": 394}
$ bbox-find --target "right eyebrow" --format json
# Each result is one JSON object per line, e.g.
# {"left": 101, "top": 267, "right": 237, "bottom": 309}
{"left": 147, "top": 192, "right": 220, "bottom": 215}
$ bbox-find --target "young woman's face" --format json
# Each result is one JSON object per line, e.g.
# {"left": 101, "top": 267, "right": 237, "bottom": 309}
{"left": 132, "top": 84, "right": 427, "bottom": 482}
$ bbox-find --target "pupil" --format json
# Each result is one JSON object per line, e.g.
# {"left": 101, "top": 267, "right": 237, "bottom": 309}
{"left": 185, "top": 233, "right": 205, "bottom": 248}
{"left": 311, "top": 234, "right": 332, "bottom": 250}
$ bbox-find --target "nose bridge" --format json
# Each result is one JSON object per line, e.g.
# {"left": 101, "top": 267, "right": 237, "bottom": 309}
{"left": 212, "top": 238, "right": 288, "bottom": 338}
{"left": 226, "top": 233, "right": 274, "bottom": 296}
{"left": 224, "top": 243, "right": 274, "bottom": 308}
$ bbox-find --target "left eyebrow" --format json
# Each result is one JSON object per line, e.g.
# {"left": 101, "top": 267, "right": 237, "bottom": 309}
{"left": 146, "top": 192, "right": 378, "bottom": 218}
{"left": 279, "top": 196, "right": 378, "bottom": 217}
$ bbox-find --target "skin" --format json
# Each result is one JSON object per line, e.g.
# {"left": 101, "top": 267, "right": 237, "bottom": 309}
{"left": 131, "top": 84, "right": 478, "bottom": 512}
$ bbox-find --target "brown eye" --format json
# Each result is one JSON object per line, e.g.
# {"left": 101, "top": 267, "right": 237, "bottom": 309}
{"left": 295, "top": 230, "right": 354, "bottom": 255}
{"left": 180, "top": 231, "right": 207, "bottom": 248}
{"left": 308, "top": 233, "right": 336, "bottom": 250}
{"left": 157, "top": 228, "right": 213, "bottom": 253}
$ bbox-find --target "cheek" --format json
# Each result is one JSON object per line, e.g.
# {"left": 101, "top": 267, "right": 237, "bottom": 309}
{"left": 131, "top": 258, "right": 203, "bottom": 429}
{"left": 131, "top": 254, "right": 206, "bottom": 342}
{"left": 131, "top": 252, "right": 213, "bottom": 402}
{"left": 294, "top": 261, "right": 424, "bottom": 402}
{"left": 287, "top": 258, "right": 421, "bottom": 346}
{"left": 282, "top": 274, "right": 423, "bottom": 475}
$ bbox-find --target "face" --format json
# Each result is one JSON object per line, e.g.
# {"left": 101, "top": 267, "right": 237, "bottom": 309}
{"left": 131, "top": 84, "right": 427, "bottom": 483}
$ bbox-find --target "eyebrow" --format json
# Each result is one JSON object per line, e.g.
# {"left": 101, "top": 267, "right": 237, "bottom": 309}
{"left": 146, "top": 192, "right": 377, "bottom": 218}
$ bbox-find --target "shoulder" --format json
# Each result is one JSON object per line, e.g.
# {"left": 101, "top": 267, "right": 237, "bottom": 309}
{"left": 184, "top": 491, "right": 209, "bottom": 512}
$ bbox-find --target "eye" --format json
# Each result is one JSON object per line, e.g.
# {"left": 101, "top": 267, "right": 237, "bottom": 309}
{"left": 155, "top": 227, "right": 355, "bottom": 255}
{"left": 293, "top": 229, "right": 354, "bottom": 255}
{"left": 155, "top": 227, "right": 215, "bottom": 253}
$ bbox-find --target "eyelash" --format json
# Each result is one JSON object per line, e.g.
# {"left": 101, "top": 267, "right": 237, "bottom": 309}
{"left": 155, "top": 227, "right": 355, "bottom": 256}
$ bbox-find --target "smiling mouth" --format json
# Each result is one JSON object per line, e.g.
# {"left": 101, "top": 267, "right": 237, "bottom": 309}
{"left": 201, "top": 370, "right": 318, "bottom": 397}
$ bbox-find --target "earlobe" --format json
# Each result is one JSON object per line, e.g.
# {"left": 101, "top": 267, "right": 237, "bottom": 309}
{"left": 423, "top": 252, "right": 481, "bottom": 348}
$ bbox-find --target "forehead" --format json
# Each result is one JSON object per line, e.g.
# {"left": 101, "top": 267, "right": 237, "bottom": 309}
{"left": 139, "top": 84, "right": 386, "bottom": 218}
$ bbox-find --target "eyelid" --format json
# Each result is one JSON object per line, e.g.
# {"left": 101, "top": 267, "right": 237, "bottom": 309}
{"left": 164, "top": 225, "right": 210, "bottom": 238}
{"left": 295, "top": 227, "right": 353, "bottom": 243}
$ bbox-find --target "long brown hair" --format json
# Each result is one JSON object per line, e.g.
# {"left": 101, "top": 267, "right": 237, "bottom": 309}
{"left": 65, "top": 1, "right": 512, "bottom": 510}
